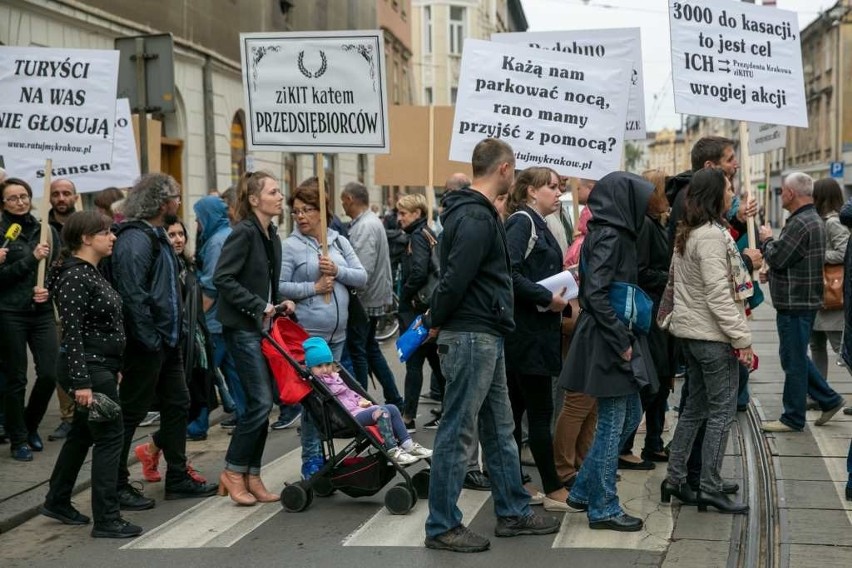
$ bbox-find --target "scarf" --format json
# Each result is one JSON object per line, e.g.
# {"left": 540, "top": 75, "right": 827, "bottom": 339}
{"left": 713, "top": 221, "right": 753, "bottom": 302}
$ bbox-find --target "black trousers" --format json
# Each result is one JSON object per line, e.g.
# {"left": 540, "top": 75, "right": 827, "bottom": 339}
{"left": 47, "top": 357, "right": 123, "bottom": 523}
{"left": 507, "top": 371, "right": 562, "bottom": 494}
{"left": 119, "top": 340, "right": 190, "bottom": 488}
{"left": 0, "top": 310, "right": 58, "bottom": 447}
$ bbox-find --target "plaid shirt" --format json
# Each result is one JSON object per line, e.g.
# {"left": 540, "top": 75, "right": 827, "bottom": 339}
{"left": 762, "top": 204, "right": 826, "bottom": 311}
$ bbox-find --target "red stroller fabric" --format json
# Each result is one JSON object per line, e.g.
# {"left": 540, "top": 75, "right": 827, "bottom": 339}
{"left": 262, "top": 317, "right": 312, "bottom": 405}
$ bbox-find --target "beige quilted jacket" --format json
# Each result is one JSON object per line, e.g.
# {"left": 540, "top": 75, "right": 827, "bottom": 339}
{"left": 670, "top": 223, "right": 752, "bottom": 349}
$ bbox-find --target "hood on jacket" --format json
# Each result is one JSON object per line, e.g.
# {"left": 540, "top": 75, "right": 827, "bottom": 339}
{"left": 440, "top": 187, "right": 498, "bottom": 224}
{"left": 587, "top": 171, "right": 654, "bottom": 238}
{"left": 403, "top": 215, "right": 428, "bottom": 235}
{"left": 47, "top": 256, "right": 91, "bottom": 290}
{"left": 665, "top": 170, "right": 692, "bottom": 206}
{"left": 193, "top": 196, "right": 230, "bottom": 247}
{"left": 290, "top": 224, "right": 342, "bottom": 246}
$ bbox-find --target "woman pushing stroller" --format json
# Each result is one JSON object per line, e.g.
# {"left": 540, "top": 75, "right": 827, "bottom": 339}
{"left": 302, "top": 337, "right": 432, "bottom": 466}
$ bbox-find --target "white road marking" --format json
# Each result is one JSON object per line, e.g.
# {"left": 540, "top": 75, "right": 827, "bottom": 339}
{"left": 805, "top": 415, "right": 852, "bottom": 521}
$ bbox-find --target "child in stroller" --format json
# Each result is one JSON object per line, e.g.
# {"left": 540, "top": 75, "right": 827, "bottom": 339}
{"left": 303, "top": 337, "right": 432, "bottom": 466}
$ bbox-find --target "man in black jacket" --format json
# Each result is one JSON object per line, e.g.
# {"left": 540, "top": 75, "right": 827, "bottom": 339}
{"left": 111, "top": 173, "right": 218, "bottom": 510}
{"left": 423, "top": 138, "right": 560, "bottom": 553}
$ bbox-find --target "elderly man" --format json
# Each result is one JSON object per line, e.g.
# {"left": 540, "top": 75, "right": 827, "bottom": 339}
{"left": 341, "top": 181, "right": 404, "bottom": 408}
{"left": 759, "top": 172, "right": 846, "bottom": 432}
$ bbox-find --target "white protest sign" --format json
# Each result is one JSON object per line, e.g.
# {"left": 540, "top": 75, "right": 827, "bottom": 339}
{"left": 0, "top": 46, "right": 119, "bottom": 163}
{"left": 10, "top": 99, "right": 140, "bottom": 195}
{"left": 240, "top": 31, "right": 389, "bottom": 154}
{"left": 493, "top": 28, "right": 646, "bottom": 140}
{"left": 450, "top": 40, "right": 632, "bottom": 180}
{"left": 668, "top": 0, "right": 807, "bottom": 127}
{"left": 748, "top": 122, "right": 787, "bottom": 155}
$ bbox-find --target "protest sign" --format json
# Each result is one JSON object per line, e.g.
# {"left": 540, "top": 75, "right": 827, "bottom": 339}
{"left": 10, "top": 99, "right": 140, "bottom": 195}
{"left": 240, "top": 30, "right": 389, "bottom": 154}
{"left": 0, "top": 46, "right": 119, "bottom": 163}
{"left": 493, "top": 28, "right": 646, "bottom": 140}
{"left": 668, "top": 0, "right": 807, "bottom": 127}
{"left": 747, "top": 122, "right": 787, "bottom": 155}
{"left": 449, "top": 39, "right": 631, "bottom": 180}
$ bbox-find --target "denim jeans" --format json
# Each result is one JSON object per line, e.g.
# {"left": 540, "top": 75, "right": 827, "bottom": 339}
{"left": 224, "top": 328, "right": 274, "bottom": 475}
{"left": 48, "top": 357, "right": 123, "bottom": 524}
{"left": 119, "top": 341, "right": 190, "bottom": 488}
{"left": 667, "top": 339, "right": 737, "bottom": 492}
{"left": 300, "top": 340, "right": 346, "bottom": 464}
{"left": 0, "top": 310, "right": 58, "bottom": 447}
{"left": 777, "top": 311, "right": 843, "bottom": 431}
{"left": 569, "top": 393, "right": 642, "bottom": 522}
{"left": 425, "top": 331, "right": 530, "bottom": 538}
{"left": 212, "top": 333, "right": 245, "bottom": 419}
{"left": 847, "top": 438, "right": 852, "bottom": 489}
{"left": 347, "top": 315, "right": 403, "bottom": 407}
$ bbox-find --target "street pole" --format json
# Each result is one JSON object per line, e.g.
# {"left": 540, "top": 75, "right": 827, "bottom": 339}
{"left": 135, "top": 37, "right": 149, "bottom": 174}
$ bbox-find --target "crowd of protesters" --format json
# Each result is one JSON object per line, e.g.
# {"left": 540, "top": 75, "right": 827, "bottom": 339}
{"left": 0, "top": 134, "right": 850, "bottom": 548}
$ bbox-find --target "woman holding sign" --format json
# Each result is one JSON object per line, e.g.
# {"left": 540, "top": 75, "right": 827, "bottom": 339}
{"left": 504, "top": 167, "right": 570, "bottom": 511}
{"left": 0, "top": 178, "right": 60, "bottom": 462}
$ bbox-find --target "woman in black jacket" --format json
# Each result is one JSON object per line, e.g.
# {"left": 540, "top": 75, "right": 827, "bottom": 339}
{"left": 41, "top": 211, "right": 142, "bottom": 538}
{"left": 618, "top": 169, "right": 675, "bottom": 468}
{"left": 397, "top": 193, "right": 444, "bottom": 430}
{"left": 0, "top": 178, "right": 60, "bottom": 461}
{"left": 504, "top": 167, "right": 570, "bottom": 511}
{"left": 214, "top": 171, "right": 294, "bottom": 506}
{"left": 560, "top": 172, "right": 656, "bottom": 532}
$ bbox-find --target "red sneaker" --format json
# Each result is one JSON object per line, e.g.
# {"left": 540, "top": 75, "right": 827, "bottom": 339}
{"left": 186, "top": 462, "right": 207, "bottom": 484}
{"left": 134, "top": 443, "right": 162, "bottom": 482}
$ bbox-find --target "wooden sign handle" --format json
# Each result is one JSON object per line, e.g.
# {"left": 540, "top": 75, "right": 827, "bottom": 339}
{"left": 316, "top": 153, "right": 330, "bottom": 303}
{"left": 738, "top": 122, "right": 756, "bottom": 251}
{"left": 36, "top": 158, "right": 52, "bottom": 288}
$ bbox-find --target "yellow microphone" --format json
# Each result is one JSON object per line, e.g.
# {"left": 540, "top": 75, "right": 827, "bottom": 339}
{"left": 2, "top": 223, "right": 22, "bottom": 248}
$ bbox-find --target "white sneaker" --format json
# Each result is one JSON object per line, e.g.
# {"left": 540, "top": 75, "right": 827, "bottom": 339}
{"left": 139, "top": 412, "right": 160, "bottom": 427}
{"left": 405, "top": 442, "right": 433, "bottom": 459}
{"left": 388, "top": 447, "right": 418, "bottom": 465}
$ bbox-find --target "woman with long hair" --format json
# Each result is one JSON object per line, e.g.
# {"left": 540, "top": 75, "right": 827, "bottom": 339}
{"left": 0, "top": 178, "right": 60, "bottom": 461}
{"left": 504, "top": 167, "right": 570, "bottom": 510}
{"left": 809, "top": 178, "right": 849, "bottom": 379}
{"left": 214, "top": 171, "right": 295, "bottom": 506}
{"left": 41, "top": 211, "right": 143, "bottom": 538}
{"left": 661, "top": 167, "right": 752, "bottom": 513}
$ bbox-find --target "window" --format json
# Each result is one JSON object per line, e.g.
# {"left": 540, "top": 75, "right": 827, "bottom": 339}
{"left": 425, "top": 87, "right": 433, "bottom": 105}
{"left": 449, "top": 6, "right": 466, "bottom": 55}
{"left": 423, "top": 6, "right": 432, "bottom": 54}
{"left": 230, "top": 111, "right": 247, "bottom": 185}
{"left": 450, "top": 87, "right": 458, "bottom": 104}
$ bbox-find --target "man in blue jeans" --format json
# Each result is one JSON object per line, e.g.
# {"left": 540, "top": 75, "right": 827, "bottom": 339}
{"left": 422, "top": 138, "right": 560, "bottom": 553}
{"left": 758, "top": 172, "right": 845, "bottom": 432}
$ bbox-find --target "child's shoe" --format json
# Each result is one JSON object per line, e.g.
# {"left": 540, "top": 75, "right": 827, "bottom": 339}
{"left": 405, "top": 443, "right": 433, "bottom": 459}
{"left": 388, "top": 447, "right": 418, "bottom": 465}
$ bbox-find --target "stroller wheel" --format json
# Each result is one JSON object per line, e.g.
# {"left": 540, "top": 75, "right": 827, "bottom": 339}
{"left": 281, "top": 482, "right": 313, "bottom": 513}
{"left": 412, "top": 469, "right": 430, "bottom": 499}
{"left": 312, "top": 475, "right": 336, "bottom": 497}
{"left": 385, "top": 484, "right": 414, "bottom": 515}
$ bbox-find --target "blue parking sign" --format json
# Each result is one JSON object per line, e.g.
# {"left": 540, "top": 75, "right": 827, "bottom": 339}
{"left": 830, "top": 162, "right": 844, "bottom": 179}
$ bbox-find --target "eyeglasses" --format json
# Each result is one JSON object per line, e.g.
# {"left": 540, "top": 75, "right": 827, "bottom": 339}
{"left": 166, "top": 193, "right": 182, "bottom": 201}
{"left": 291, "top": 206, "right": 318, "bottom": 217}
{"left": 3, "top": 195, "right": 30, "bottom": 204}
{"left": 94, "top": 228, "right": 113, "bottom": 236}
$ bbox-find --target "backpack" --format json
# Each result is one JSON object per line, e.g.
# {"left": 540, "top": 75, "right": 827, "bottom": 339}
{"left": 99, "top": 221, "right": 162, "bottom": 286}
{"left": 508, "top": 210, "right": 538, "bottom": 259}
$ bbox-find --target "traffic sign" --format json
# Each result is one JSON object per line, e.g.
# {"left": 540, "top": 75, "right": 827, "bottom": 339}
{"left": 830, "top": 161, "right": 844, "bottom": 179}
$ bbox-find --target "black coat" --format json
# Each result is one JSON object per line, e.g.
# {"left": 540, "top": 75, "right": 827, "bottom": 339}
{"left": 560, "top": 172, "right": 657, "bottom": 398}
{"left": 838, "top": 199, "right": 852, "bottom": 365}
{"left": 0, "top": 211, "right": 60, "bottom": 313}
{"left": 399, "top": 216, "right": 433, "bottom": 320}
{"left": 504, "top": 205, "right": 563, "bottom": 376}
{"left": 638, "top": 214, "right": 674, "bottom": 382}
{"left": 425, "top": 188, "right": 514, "bottom": 336}
{"left": 214, "top": 215, "right": 283, "bottom": 332}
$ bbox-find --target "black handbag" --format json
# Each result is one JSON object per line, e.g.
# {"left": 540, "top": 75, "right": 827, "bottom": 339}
{"left": 414, "top": 228, "right": 440, "bottom": 309}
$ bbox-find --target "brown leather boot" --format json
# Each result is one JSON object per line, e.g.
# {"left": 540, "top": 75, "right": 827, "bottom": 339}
{"left": 217, "top": 470, "right": 257, "bottom": 506}
{"left": 246, "top": 474, "right": 280, "bottom": 503}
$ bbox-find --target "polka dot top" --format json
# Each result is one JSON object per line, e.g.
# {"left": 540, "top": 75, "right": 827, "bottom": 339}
{"left": 51, "top": 257, "right": 126, "bottom": 388}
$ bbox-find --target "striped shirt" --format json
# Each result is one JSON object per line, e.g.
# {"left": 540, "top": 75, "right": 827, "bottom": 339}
{"left": 762, "top": 204, "right": 826, "bottom": 311}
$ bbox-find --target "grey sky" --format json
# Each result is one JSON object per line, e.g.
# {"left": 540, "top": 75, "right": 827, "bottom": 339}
{"left": 520, "top": 0, "right": 839, "bottom": 134}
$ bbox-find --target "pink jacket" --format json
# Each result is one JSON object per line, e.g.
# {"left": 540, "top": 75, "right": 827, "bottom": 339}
{"left": 317, "top": 372, "right": 364, "bottom": 416}
{"left": 564, "top": 207, "right": 592, "bottom": 268}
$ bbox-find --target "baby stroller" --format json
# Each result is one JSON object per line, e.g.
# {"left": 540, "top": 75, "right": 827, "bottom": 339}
{"left": 261, "top": 316, "right": 431, "bottom": 515}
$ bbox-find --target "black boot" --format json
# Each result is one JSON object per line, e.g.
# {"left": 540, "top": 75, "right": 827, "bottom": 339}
{"left": 696, "top": 489, "right": 748, "bottom": 514}
{"left": 660, "top": 480, "right": 697, "bottom": 505}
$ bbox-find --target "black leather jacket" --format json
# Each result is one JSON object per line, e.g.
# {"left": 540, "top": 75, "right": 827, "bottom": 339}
{"left": 0, "top": 211, "right": 60, "bottom": 313}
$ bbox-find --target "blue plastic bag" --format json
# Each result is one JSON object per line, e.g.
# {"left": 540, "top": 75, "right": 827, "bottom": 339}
{"left": 609, "top": 281, "right": 653, "bottom": 336}
{"left": 396, "top": 315, "right": 429, "bottom": 362}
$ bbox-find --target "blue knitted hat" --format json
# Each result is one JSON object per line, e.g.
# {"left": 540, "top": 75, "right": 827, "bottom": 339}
{"left": 303, "top": 337, "right": 334, "bottom": 368}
